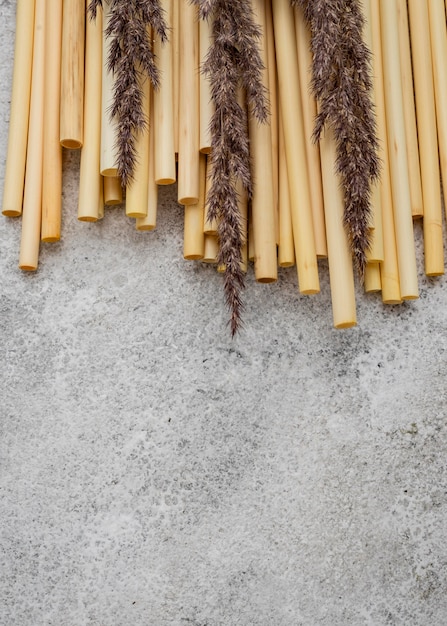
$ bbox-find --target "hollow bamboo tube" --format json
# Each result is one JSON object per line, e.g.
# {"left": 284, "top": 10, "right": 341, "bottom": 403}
{"left": 407, "top": 0, "right": 443, "bottom": 277}
{"left": 126, "top": 77, "right": 150, "bottom": 218}
{"left": 248, "top": 216, "right": 255, "bottom": 262}
{"left": 18, "top": 0, "right": 45, "bottom": 271}
{"left": 60, "top": 0, "right": 85, "bottom": 148}
{"left": 380, "top": 0, "right": 419, "bottom": 298}
{"left": 428, "top": 0, "right": 447, "bottom": 218}
{"left": 320, "top": 127, "right": 357, "bottom": 329}
{"left": 364, "top": 262, "right": 382, "bottom": 294}
{"left": 238, "top": 178, "right": 249, "bottom": 273}
{"left": 203, "top": 156, "right": 218, "bottom": 235}
{"left": 178, "top": 1, "right": 199, "bottom": 205}
{"left": 98, "top": 177, "right": 104, "bottom": 220}
{"left": 396, "top": 0, "right": 423, "bottom": 219}
{"left": 173, "top": 0, "right": 179, "bottom": 156}
{"left": 370, "top": 0, "right": 401, "bottom": 303}
{"left": 100, "top": 7, "right": 118, "bottom": 177}
{"left": 203, "top": 234, "right": 219, "bottom": 263}
{"left": 249, "top": 0, "right": 277, "bottom": 283}
{"left": 78, "top": 1, "right": 103, "bottom": 222}
{"left": 103, "top": 176, "right": 122, "bottom": 206}
{"left": 136, "top": 91, "right": 158, "bottom": 231}
{"left": 199, "top": 17, "right": 213, "bottom": 154}
{"left": 184, "top": 153, "right": 206, "bottom": 260}
{"left": 2, "top": 0, "right": 35, "bottom": 217}
{"left": 41, "top": 0, "right": 63, "bottom": 242}
{"left": 294, "top": 8, "right": 327, "bottom": 259}
{"left": 154, "top": 0, "right": 176, "bottom": 184}
{"left": 278, "top": 111, "right": 295, "bottom": 268}
{"left": 272, "top": 0, "right": 319, "bottom": 294}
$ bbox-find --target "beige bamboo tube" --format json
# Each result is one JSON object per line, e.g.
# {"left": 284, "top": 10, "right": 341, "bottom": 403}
{"left": 2, "top": 0, "right": 35, "bottom": 217}
{"left": 370, "top": 0, "right": 401, "bottom": 304}
{"left": 78, "top": 1, "right": 103, "bottom": 222}
{"left": 396, "top": 0, "right": 423, "bottom": 219}
{"left": 249, "top": 0, "right": 277, "bottom": 283}
{"left": 428, "top": 0, "right": 447, "bottom": 217}
{"left": 136, "top": 92, "right": 158, "bottom": 231}
{"left": 18, "top": 0, "right": 46, "bottom": 271}
{"left": 238, "top": 179, "right": 249, "bottom": 273}
{"left": 278, "top": 111, "right": 295, "bottom": 267}
{"left": 184, "top": 153, "right": 206, "bottom": 259}
{"left": 364, "top": 262, "right": 382, "bottom": 294}
{"left": 203, "top": 156, "right": 218, "bottom": 235}
{"left": 177, "top": 1, "right": 200, "bottom": 204}
{"left": 60, "top": 0, "right": 85, "bottom": 148}
{"left": 199, "top": 17, "right": 213, "bottom": 154}
{"left": 103, "top": 176, "right": 122, "bottom": 206}
{"left": 203, "top": 234, "right": 219, "bottom": 263}
{"left": 272, "top": 0, "right": 319, "bottom": 294}
{"left": 41, "top": 0, "right": 63, "bottom": 242}
{"left": 264, "top": 0, "right": 279, "bottom": 244}
{"left": 154, "top": 0, "right": 176, "bottom": 184}
{"left": 173, "top": 0, "right": 179, "bottom": 156}
{"left": 126, "top": 76, "right": 150, "bottom": 218}
{"left": 407, "top": 0, "right": 443, "bottom": 277}
{"left": 100, "top": 7, "right": 118, "bottom": 177}
{"left": 98, "top": 177, "right": 104, "bottom": 220}
{"left": 380, "top": 0, "right": 419, "bottom": 298}
{"left": 294, "top": 7, "right": 327, "bottom": 259}
{"left": 248, "top": 216, "right": 255, "bottom": 262}
{"left": 320, "top": 127, "right": 357, "bottom": 329}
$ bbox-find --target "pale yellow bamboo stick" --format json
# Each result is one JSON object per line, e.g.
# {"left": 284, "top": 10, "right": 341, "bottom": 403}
{"left": 41, "top": 0, "right": 63, "bottom": 242}
{"left": 364, "top": 262, "right": 382, "bottom": 293}
{"left": 98, "top": 176, "right": 104, "bottom": 220}
{"left": 173, "top": 0, "right": 179, "bottom": 156}
{"left": 250, "top": 0, "right": 277, "bottom": 283}
{"left": 248, "top": 216, "right": 255, "bottom": 262}
{"left": 380, "top": 0, "right": 419, "bottom": 298}
{"left": 428, "top": 0, "right": 447, "bottom": 219}
{"left": 136, "top": 90, "right": 158, "bottom": 231}
{"left": 294, "top": 7, "right": 327, "bottom": 258}
{"left": 103, "top": 176, "right": 122, "bottom": 206}
{"left": 238, "top": 178, "right": 249, "bottom": 273}
{"left": 2, "top": 0, "right": 35, "bottom": 217}
{"left": 78, "top": 1, "right": 103, "bottom": 222}
{"left": 265, "top": 0, "right": 279, "bottom": 245}
{"left": 203, "top": 234, "right": 219, "bottom": 263}
{"left": 278, "top": 111, "right": 295, "bottom": 267}
{"left": 203, "top": 156, "right": 218, "bottom": 235}
{"left": 320, "top": 126, "right": 357, "bottom": 329}
{"left": 199, "top": 17, "right": 213, "bottom": 154}
{"left": 184, "top": 153, "right": 206, "bottom": 259}
{"left": 126, "top": 76, "right": 150, "bottom": 218}
{"left": 407, "top": 0, "right": 443, "bottom": 277}
{"left": 272, "top": 0, "right": 319, "bottom": 294}
{"left": 100, "top": 7, "right": 118, "bottom": 177}
{"left": 60, "top": 0, "right": 85, "bottom": 148}
{"left": 396, "top": 0, "right": 423, "bottom": 219}
{"left": 19, "top": 0, "right": 45, "bottom": 271}
{"left": 370, "top": 0, "right": 401, "bottom": 303}
{"left": 178, "top": 1, "right": 199, "bottom": 204}
{"left": 154, "top": 0, "right": 176, "bottom": 184}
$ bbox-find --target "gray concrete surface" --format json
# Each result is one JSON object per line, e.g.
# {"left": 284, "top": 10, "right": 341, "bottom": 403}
{"left": 1, "top": 3, "right": 447, "bottom": 625}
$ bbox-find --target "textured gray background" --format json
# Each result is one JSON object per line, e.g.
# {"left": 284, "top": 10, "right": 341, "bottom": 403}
{"left": 1, "top": 2, "right": 447, "bottom": 625}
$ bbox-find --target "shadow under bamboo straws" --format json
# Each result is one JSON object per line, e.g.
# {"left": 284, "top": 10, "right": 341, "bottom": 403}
{"left": 7, "top": 0, "right": 447, "bottom": 334}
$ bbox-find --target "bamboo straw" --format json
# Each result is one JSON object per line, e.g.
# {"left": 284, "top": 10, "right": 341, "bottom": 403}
{"left": 364, "top": 262, "right": 382, "bottom": 293}
{"left": 2, "top": 0, "right": 35, "bottom": 217}
{"left": 272, "top": 0, "right": 319, "bottom": 294}
{"left": 60, "top": 0, "right": 85, "bottom": 148}
{"left": 98, "top": 176, "right": 104, "bottom": 220}
{"left": 396, "top": 0, "right": 423, "bottom": 219}
{"left": 199, "top": 17, "right": 213, "bottom": 154}
{"left": 78, "top": 0, "right": 103, "bottom": 222}
{"left": 428, "top": 0, "right": 447, "bottom": 218}
{"left": 203, "top": 156, "right": 218, "bottom": 235}
{"left": 103, "top": 176, "right": 122, "bottom": 206}
{"left": 184, "top": 153, "right": 206, "bottom": 259}
{"left": 18, "top": 0, "right": 45, "bottom": 271}
{"left": 249, "top": 0, "right": 277, "bottom": 284}
{"left": 238, "top": 178, "right": 249, "bottom": 273}
{"left": 136, "top": 92, "right": 158, "bottom": 231}
{"left": 154, "top": 0, "right": 176, "bottom": 184}
{"left": 380, "top": 0, "right": 419, "bottom": 298}
{"left": 100, "top": 7, "right": 118, "bottom": 177}
{"left": 320, "top": 126, "right": 357, "bottom": 329}
{"left": 407, "top": 0, "right": 443, "bottom": 277}
{"left": 126, "top": 76, "right": 150, "bottom": 219}
{"left": 294, "top": 7, "right": 327, "bottom": 259}
{"left": 173, "top": 0, "right": 179, "bottom": 156}
{"left": 278, "top": 112, "right": 295, "bottom": 268}
{"left": 370, "top": 0, "right": 401, "bottom": 304}
{"left": 203, "top": 234, "right": 219, "bottom": 263}
{"left": 177, "top": 1, "right": 199, "bottom": 205}
{"left": 41, "top": 0, "right": 63, "bottom": 242}
{"left": 248, "top": 216, "right": 255, "bottom": 262}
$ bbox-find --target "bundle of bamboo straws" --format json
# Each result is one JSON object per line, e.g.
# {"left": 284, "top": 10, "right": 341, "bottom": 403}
{"left": 3, "top": 0, "right": 447, "bottom": 331}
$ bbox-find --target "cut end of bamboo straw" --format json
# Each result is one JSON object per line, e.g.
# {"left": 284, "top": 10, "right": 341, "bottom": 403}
{"left": 2, "top": 209, "right": 22, "bottom": 217}
{"left": 78, "top": 216, "right": 98, "bottom": 222}
{"left": 156, "top": 177, "right": 176, "bottom": 185}
{"left": 61, "top": 138, "right": 82, "bottom": 149}
{"left": 335, "top": 320, "right": 357, "bottom": 329}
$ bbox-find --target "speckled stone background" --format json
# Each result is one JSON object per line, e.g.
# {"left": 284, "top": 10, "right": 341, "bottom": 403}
{"left": 1, "top": 3, "right": 447, "bottom": 625}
